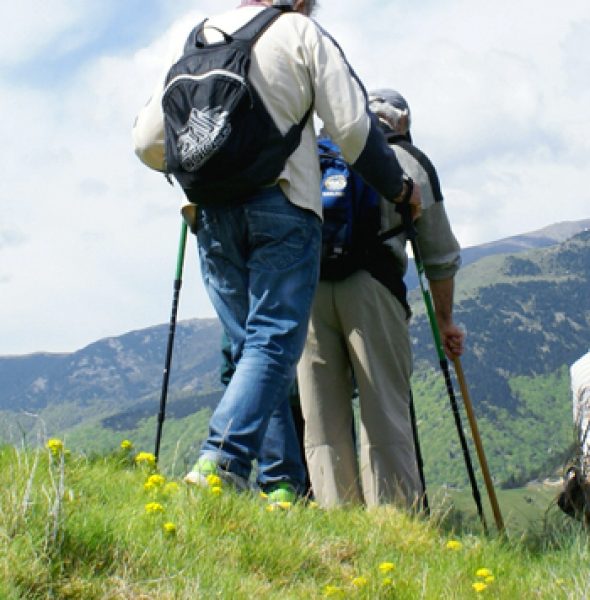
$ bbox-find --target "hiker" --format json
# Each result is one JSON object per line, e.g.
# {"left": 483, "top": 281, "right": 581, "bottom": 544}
{"left": 297, "top": 89, "right": 464, "bottom": 508}
{"left": 132, "top": 1, "right": 419, "bottom": 505}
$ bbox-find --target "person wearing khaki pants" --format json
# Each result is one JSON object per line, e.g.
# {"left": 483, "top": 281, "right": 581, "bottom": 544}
{"left": 298, "top": 270, "right": 419, "bottom": 507}
{"left": 298, "top": 89, "right": 464, "bottom": 509}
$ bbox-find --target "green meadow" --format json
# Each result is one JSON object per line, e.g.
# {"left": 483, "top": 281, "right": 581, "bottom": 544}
{"left": 1, "top": 442, "right": 589, "bottom": 599}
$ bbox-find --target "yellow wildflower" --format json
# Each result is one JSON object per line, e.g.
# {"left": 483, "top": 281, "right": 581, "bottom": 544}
{"left": 206, "top": 473, "right": 222, "bottom": 487}
{"left": 210, "top": 486, "right": 223, "bottom": 496}
{"left": 476, "top": 568, "right": 492, "bottom": 579}
{"left": 144, "top": 480, "right": 157, "bottom": 492}
{"left": 259, "top": 491, "right": 269, "bottom": 499}
{"left": 472, "top": 582, "right": 487, "bottom": 593}
{"left": 323, "top": 585, "right": 344, "bottom": 597}
{"left": 382, "top": 577, "right": 394, "bottom": 587}
{"left": 135, "top": 452, "right": 156, "bottom": 467}
{"left": 147, "top": 474, "right": 166, "bottom": 487}
{"left": 379, "top": 561, "right": 395, "bottom": 574}
{"left": 446, "top": 540, "right": 463, "bottom": 551}
{"left": 144, "top": 502, "right": 164, "bottom": 514}
{"left": 120, "top": 439, "right": 133, "bottom": 450}
{"left": 485, "top": 576, "right": 495, "bottom": 584}
{"left": 163, "top": 522, "right": 177, "bottom": 535}
{"left": 351, "top": 576, "right": 368, "bottom": 587}
{"left": 163, "top": 482, "right": 180, "bottom": 495}
{"left": 308, "top": 501, "right": 319, "bottom": 508}
{"left": 46, "top": 438, "right": 64, "bottom": 455}
{"left": 266, "top": 501, "right": 292, "bottom": 511}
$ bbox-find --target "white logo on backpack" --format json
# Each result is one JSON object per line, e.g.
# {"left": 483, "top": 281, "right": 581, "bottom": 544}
{"left": 177, "top": 106, "right": 231, "bottom": 172}
{"left": 323, "top": 174, "right": 347, "bottom": 196}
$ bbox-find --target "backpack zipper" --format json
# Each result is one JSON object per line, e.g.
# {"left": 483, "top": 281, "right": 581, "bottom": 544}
{"left": 163, "top": 70, "right": 246, "bottom": 95}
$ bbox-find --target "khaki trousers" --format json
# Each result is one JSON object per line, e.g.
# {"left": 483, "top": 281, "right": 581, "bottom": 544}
{"left": 297, "top": 271, "right": 422, "bottom": 508}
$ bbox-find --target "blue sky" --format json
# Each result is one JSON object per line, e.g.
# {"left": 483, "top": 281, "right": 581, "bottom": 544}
{"left": 1, "top": 0, "right": 589, "bottom": 355}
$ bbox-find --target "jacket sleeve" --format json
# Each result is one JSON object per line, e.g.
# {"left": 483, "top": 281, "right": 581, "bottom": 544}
{"left": 414, "top": 160, "right": 461, "bottom": 281}
{"left": 306, "top": 22, "right": 405, "bottom": 202}
{"left": 417, "top": 201, "right": 462, "bottom": 281}
{"left": 132, "top": 85, "right": 167, "bottom": 172}
{"left": 132, "top": 36, "right": 186, "bottom": 172}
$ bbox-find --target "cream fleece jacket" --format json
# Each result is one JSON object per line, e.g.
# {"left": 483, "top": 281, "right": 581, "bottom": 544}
{"left": 133, "top": 6, "right": 406, "bottom": 218}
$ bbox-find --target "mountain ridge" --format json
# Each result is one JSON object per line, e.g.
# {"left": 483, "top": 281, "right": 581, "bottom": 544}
{"left": 1, "top": 219, "right": 589, "bottom": 487}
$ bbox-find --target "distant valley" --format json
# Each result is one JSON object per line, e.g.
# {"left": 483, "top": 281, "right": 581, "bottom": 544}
{"left": 1, "top": 219, "right": 589, "bottom": 488}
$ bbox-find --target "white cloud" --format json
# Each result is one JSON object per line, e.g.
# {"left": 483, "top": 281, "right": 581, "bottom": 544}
{"left": 318, "top": 0, "right": 590, "bottom": 243}
{"left": 0, "top": 1, "right": 109, "bottom": 66}
{"left": 0, "top": 9, "right": 218, "bottom": 355}
{"left": 0, "top": 0, "right": 589, "bottom": 355}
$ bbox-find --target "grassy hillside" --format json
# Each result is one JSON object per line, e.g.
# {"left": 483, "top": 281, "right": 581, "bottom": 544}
{"left": 1, "top": 443, "right": 589, "bottom": 599}
{"left": 411, "top": 366, "right": 573, "bottom": 489}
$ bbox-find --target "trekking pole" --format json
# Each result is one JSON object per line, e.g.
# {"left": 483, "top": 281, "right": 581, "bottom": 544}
{"left": 409, "top": 390, "right": 429, "bottom": 514}
{"left": 398, "top": 203, "right": 488, "bottom": 532}
{"left": 154, "top": 219, "right": 188, "bottom": 462}
{"left": 452, "top": 357, "right": 505, "bottom": 532}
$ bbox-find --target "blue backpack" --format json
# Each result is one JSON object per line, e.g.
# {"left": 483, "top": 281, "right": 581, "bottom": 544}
{"left": 319, "top": 137, "right": 383, "bottom": 280}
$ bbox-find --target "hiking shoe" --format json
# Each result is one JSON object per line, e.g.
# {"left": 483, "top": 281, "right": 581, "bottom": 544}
{"left": 184, "top": 457, "right": 219, "bottom": 487}
{"left": 184, "top": 456, "right": 249, "bottom": 492}
{"left": 265, "top": 482, "right": 298, "bottom": 507}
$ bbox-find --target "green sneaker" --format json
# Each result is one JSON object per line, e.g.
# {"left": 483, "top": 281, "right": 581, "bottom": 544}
{"left": 184, "top": 457, "right": 218, "bottom": 487}
{"left": 266, "top": 482, "right": 298, "bottom": 506}
{"left": 184, "top": 456, "right": 249, "bottom": 492}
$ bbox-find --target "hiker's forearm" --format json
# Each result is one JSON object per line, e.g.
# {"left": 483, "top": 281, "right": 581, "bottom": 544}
{"left": 428, "top": 277, "right": 455, "bottom": 327}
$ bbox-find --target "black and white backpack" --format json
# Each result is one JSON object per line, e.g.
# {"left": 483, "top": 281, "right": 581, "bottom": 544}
{"left": 162, "top": 7, "right": 311, "bottom": 205}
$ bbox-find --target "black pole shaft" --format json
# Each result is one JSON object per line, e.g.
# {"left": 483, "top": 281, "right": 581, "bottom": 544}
{"left": 399, "top": 203, "right": 487, "bottom": 531}
{"left": 415, "top": 243, "right": 487, "bottom": 531}
{"left": 438, "top": 355, "right": 487, "bottom": 532}
{"left": 409, "top": 390, "right": 429, "bottom": 514}
{"left": 155, "top": 221, "right": 188, "bottom": 462}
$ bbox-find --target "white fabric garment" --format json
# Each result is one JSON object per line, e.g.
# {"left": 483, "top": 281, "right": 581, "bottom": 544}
{"left": 571, "top": 351, "right": 590, "bottom": 460}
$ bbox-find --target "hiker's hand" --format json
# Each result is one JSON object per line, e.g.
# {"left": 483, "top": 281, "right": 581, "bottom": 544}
{"left": 409, "top": 184, "right": 421, "bottom": 221}
{"left": 440, "top": 322, "right": 465, "bottom": 358}
{"left": 181, "top": 203, "right": 199, "bottom": 233}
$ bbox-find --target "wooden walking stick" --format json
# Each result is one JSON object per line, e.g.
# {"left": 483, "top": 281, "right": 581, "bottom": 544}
{"left": 452, "top": 357, "right": 505, "bottom": 533}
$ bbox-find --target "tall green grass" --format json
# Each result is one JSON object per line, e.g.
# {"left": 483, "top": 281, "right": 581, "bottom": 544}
{"left": 1, "top": 442, "right": 588, "bottom": 599}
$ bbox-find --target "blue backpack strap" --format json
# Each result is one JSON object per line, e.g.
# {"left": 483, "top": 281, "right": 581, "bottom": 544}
{"left": 318, "top": 136, "right": 341, "bottom": 159}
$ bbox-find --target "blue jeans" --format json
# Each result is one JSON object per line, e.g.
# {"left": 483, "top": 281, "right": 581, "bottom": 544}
{"left": 196, "top": 185, "right": 321, "bottom": 493}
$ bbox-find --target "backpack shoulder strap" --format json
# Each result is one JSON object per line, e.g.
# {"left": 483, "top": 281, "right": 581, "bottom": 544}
{"left": 238, "top": 6, "right": 313, "bottom": 139}
{"left": 376, "top": 224, "right": 405, "bottom": 243}
{"left": 388, "top": 136, "right": 443, "bottom": 203}
{"left": 189, "top": 7, "right": 289, "bottom": 50}
{"left": 233, "top": 6, "right": 291, "bottom": 45}
{"left": 318, "top": 138, "right": 342, "bottom": 161}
